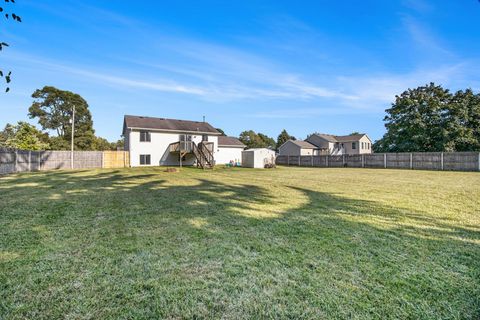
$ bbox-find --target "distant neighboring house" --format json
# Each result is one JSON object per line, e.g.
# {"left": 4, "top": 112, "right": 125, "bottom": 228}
{"left": 306, "top": 133, "right": 373, "bottom": 155}
{"left": 278, "top": 133, "right": 373, "bottom": 156}
{"left": 278, "top": 140, "right": 319, "bottom": 156}
{"left": 215, "top": 136, "right": 246, "bottom": 164}
{"left": 123, "top": 115, "right": 226, "bottom": 168}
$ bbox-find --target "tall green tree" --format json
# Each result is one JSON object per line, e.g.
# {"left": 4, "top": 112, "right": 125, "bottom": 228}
{"left": 447, "top": 89, "right": 480, "bottom": 151}
{"left": 1, "top": 0, "right": 22, "bottom": 92}
{"left": 276, "top": 129, "right": 296, "bottom": 150}
{"left": 239, "top": 130, "right": 275, "bottom": 149}
{"left": 374, "top": 83, "right": 480, "bottom": 152}
{"left": 0, "top": 122, "right": 50, "bottom": 150}
{"left": 258, "top": 133, "right": 276, "bottom": 149}
{"left": 28, "top": 86, "right": 96, "bottom": 150}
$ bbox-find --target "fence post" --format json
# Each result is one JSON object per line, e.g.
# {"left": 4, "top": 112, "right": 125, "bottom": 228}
{"left": 342, "top": 154, "right": 345, "bottom": 166}
{"left": 298, "top": 156, "right": 301, "bottom": 166}
{"left": 326, "top": 155, "right": 329, "bottom": 167}
{"left": 384, "top": 153, "right": 387, "bottom": 169}
{"left": 101, "top": 151, "right": 105, "bottom": 168}
{"left": 14, "top": 149, "right": 18, "bottom": 173}
{"left": 361, "top": 154, "right": 364, "bottom": 168}
{"left": 441, "top": 152, "right": 444, "bottom": 171}
{"left": 39, "top": 151, "right": 42, "bottom": 170}
{"left": 478, "top": 152, "right": 480, "bottom": 172}
{"left": 311, "top": 155, "right": 313, "bottom": 167}
{"left": 410, "top": 153, "right": 413, "bottom": 170}
{"left": 28, "top": 151, "right": 32, "bottom": 172}
{"left": 287, "top": 155, "right": 290, "bottom": 166}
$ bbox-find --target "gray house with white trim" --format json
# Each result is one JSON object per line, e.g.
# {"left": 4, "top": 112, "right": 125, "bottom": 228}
{"left": 278, "top": 133, "right": 373, "bottom": 156}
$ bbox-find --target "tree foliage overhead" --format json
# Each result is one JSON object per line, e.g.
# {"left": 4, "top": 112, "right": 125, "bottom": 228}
{"left": 1, "top": 0, "right": 22, "bottom": 92}
{"left": 374, "top": 83, "right": 480, "bottom": 152}
{"left": 28, "top": 86, "right": 96, "bottom": 150}
{"left": 276, "top": 129, "right": 296, "bottom": 150}
{"left": 239, "top": 130, "right": 276, "bottom": 149}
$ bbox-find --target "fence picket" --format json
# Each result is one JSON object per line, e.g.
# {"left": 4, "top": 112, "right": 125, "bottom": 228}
{"left": 0, "top": 150, "right": 130, "bottom": 175}
{"left": 274, "top": 152, "right": 479, "bottom": 172}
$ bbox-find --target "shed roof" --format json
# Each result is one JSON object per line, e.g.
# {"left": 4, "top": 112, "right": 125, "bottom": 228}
{"left": 123, "top": 115, "right": 220, "bottom": 134}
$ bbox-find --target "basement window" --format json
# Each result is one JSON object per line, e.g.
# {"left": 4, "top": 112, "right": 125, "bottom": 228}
{"left": 140, "top": 154, "right": 151, "bottom": 165}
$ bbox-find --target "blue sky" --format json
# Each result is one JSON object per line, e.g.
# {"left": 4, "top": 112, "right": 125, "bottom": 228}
{"left": 1, "top": 0, "right": 479, "bottom": 142}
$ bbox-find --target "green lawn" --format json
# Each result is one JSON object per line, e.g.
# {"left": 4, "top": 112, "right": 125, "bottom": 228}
{"left": 1, "top": 166, "right": 479, "bottom": 319}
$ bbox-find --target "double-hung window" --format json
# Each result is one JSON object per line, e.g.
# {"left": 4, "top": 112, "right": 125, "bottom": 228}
{"left": 140, "top": 154, "right": 151, "bottom": 165}
{"left": 140, "top": 131, "right": 151, "bottom": 142}
{"left": 352, "top": 142, "right": 356, "bottom": 150}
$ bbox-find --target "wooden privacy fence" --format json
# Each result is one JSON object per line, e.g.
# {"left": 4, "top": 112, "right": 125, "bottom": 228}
{"left": 103, "top": 150, "right": 130, "bottom": 168}
{"left": 276, "top": 152, "right": 480, "bottom": 172}
{"left": 0, "top": 149, "right": 130, "bottom": 174}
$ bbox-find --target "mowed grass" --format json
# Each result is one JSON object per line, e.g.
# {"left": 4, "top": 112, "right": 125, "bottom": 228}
{"left": 1, "top": 166, "right": 479, "bottom": 319}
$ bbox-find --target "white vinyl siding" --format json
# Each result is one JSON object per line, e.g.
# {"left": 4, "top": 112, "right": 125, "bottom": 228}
{"left": 128, "top": 130, "right": 218, "bottom": 167}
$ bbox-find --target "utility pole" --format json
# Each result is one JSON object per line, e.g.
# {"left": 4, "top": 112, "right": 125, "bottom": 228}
{"left": 71, "top": 105, "right": 75, "bottom": 169}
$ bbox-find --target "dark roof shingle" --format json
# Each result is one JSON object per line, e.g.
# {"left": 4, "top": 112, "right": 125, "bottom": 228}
{"left": 290, "top": 140, "right": 318, "bottom": 149}
{"left": 310, "top": 133, "right": 368, "bottom": 143}
{"left": 334, "top": 134, "right": 367, "bottom": 142}
{"left": 124, "top": 115, "right": 220, "bottom": 134}
{"left": 218, "top": 136, "right": 246, "bottom": 147}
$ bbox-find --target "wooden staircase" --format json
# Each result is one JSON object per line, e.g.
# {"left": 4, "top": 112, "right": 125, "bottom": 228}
{"left": 169, "top": 141, "right": 215, "bottom": 169}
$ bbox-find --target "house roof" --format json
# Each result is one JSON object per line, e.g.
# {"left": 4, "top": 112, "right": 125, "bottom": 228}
{"left": 123, "top": 115, "right": 221, "bottom": 135}
{"left": 334, "top": 134, "right": 368, "bottom": 142}
{"left": 290, "top": 140, "right": 318, "bottom": 149}
{"left": 218, "top": 136, "right": 246, "bottom": 147}
{"left": 310, "top": 133, "right": 369, "bottom": 143}
{"left": 312, "top": 134, "right": 338, "bottom": 142}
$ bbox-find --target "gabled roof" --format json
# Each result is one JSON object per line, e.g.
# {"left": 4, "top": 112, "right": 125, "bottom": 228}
{"left": 309, "top": 133, "right": 370, "bottom": 143}
{"left": 334, "top": 134, "right": 368, "bottom": 142}
{"left": 313, "top": 134, "right": 337, "bottom": 143}
{"left": 289, "top": 140, "right": 318, "bottom": 149}
{"left": 123, "top": 115, "right": 220, "bottom": 135}
{"left": 218, "top": 136, "right": 246, "bottom": 147}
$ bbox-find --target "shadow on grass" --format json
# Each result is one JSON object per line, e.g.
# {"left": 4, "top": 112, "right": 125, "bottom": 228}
{"left": 1, "top": 168, "right": 479, "bottom": 319}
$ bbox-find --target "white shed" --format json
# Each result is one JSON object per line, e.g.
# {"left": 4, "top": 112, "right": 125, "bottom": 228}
{"left": 241, "top": 148, "right": 276, "bottom": 168}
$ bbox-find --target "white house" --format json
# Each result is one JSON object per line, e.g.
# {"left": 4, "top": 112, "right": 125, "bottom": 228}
{"left": 215, "top": 136, "right": 246, "bottom": 165}
{"left": 123, "top": 115, "right": 225, "bottom": 168}
{"left": 241, "top": 148, "right": 276, "bottom": 168}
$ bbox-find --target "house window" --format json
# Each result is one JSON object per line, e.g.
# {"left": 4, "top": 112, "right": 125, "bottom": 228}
{"left": 140, "top": 154, "right": 151, "bottom": 165}
{"left": 202, "top": 134, "right": 208, "bottom": 142}
{"left": 352, "top": 142, "right": 356, "bottom": 149}
{"left": 179, "top": 134, "right": 192, "bottom": 142}
{"left": 140, "top": 131, "right": 151, "bottom": 142}
{"left": 362, "top": 142, "right": 364, "bottom": 149}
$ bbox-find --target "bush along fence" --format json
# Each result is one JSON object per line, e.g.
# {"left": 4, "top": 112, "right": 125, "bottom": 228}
{"left": 0, "top": 149, "right": 130, "bottom": 175}
{"left": 276, "top": 152, "right": 480, "bottom": 172}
